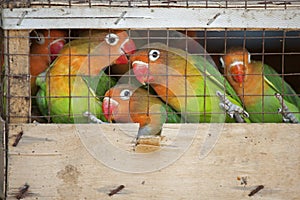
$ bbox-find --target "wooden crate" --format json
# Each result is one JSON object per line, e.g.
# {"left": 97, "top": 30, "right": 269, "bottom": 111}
{"left": 1, "top": 1, "right": 300, "bottom": 199}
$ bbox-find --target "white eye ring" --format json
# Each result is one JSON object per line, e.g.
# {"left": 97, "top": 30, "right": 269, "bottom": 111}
{"left": 105, "top": 33, "right": 119, "bottom": 46}
{"left": 120, "top": 89, "right": 132, "bottom": 100}
{"left": 149, "top": 49, "right": 160, "bottom": 61}
{"left": 219, "top": 57, "right": 225, "bottom": 68}
{"left": 35, "top": 32, "right": 45, "bottom": 45}
{"left": 248, "top": 52, "right": 251, "bottom": 63}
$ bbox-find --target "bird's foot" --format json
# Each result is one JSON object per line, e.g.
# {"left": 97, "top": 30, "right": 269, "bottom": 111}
{"left": 83, "top": 111, "right": 108, "bottom": 124}
{"left": 216, "top": 91, "right": 249, "bottom": 123}
{"left": 275, "top": 93, "right": 299, "bottom": 123}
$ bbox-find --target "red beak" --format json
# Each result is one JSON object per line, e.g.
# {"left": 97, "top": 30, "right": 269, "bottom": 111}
{"left": 102, "top": 97, "right": 119, "bottom": 121}
{"left": 123, "top": 39, "right": 136, "bottom": 55}
{"left": 115, "top": 39, "right": 136, "bottom": 64}
{"left": 49, "top": 38, "right": 66, "bottom": 61}
{"left": 132, "top": 61, "right": 154, "bottom": 85}
{"left": 230, "top": 64, "right": 246, "bottom": 84}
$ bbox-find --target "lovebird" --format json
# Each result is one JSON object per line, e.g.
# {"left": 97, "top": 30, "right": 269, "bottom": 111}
{"left": 220, "top": 47, "right": 300, "bottom": 123}
{"left": 36, "top": 30, "right": 136, "bottom": 123}
{"left": 130, "top": 43, "right": 247, "bottom": 123}
{"left": 75, "top": 29, "right": 132, "bottom": 77}
{"left": 102, "top": 84, "right": 181, "bottom": 137}
{"left": 30, "top": 29, "right": 67, "bottom": 95}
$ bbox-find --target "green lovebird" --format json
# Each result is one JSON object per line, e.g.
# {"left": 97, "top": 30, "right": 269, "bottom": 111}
{"left": 102, "top": 83, "right": 181, "bottom": 137}
{"left": 36, "top": 30, "right": 136, "bottom": 123}
{"left": 130, "top": 43, "right": 247, "bottom": 123}
{"left": 220, "top": 47, "right": 300, "bottom": 123}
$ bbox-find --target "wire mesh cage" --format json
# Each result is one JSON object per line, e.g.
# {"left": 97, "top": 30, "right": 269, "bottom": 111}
{"left": 0, "top": 0, "right": 299, "bottom": 132}
{"left": 24, "top": 28, "right": 298, "bottom": 126}
{"left": 1, "top": 27, "right": 299, "bottom": 125}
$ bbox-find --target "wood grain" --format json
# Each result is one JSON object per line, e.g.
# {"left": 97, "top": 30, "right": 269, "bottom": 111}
{"left": 0, "top": 118, "right": 5, "bottom": 199}
{"left": 2, "top": 8, "right": 300, "bottom": 29}
{"left": 5, "top": 30, "right": 30, "bottom": 123}
{"left": 6, "top": 123, "right": 300, "bottom": 199}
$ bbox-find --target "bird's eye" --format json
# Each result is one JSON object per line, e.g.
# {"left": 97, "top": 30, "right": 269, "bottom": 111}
{"left": 105, "top": 33, "right": 119, "bottom": 46}
{"left": 219, "top": 57, "right": 225, "bottom": 68}
{"left": 149, "top": 49, "right": 160, "bottom": 61}
{"left": 120, "top": 89, "right": 132, "bottom": 100}
{"left": 35, "top": 32, "right": 45, "bottom": 45}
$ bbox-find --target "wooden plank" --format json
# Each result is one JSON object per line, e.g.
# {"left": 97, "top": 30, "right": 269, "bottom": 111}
{"left": 4, "top": 30, "right": 30, "bottom": 123}
{"left": 2, "top": 0, "right": 300, "bottom": 9}
{"left": 0, "top": 29, "right": 4, "bottom": 119}
{"left": 0, "top": 117, "right": 5, "bottom": 199}
{"left": 6, "top": 123, "right": 300, "bottom": 199}
{"left": 1, "top": 8, "right": 300, "bottom": 29}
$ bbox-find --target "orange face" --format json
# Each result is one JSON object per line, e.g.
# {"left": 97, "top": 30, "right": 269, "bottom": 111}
{"left": 30, "top": 29, "right": 68, "bottom": 94}
{"left": 220, "top": 48, "right": 250, "bottom": 84}
{"left": 71, "top": 30, "right": 136, "bottom": 75}
{"left": 130, "top": 49, "right": 163, "bottom": 85}
{"left": 109, "top": 31, "right": 136, "bottom": 65}
{"left": 30, "top": 29, "right": 67, "bottom": 63}
{"left": 102, "top": 84, "right": 133, "bottom": 123}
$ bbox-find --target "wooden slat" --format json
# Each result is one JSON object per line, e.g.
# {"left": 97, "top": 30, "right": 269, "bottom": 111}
{"left": 2, "top": 0, "right": 300, "bottom": 9}
{"left": 0, "top": 117, "right": 5, "bottom": 199}
{"left": 6, "top": 123, "right": 300, "bottom": 199}
{"left": 2, "top": 8, "right": 300, "bottom": 29}
{"left": 4, "top": 30, "right": 30, "bottom": 123}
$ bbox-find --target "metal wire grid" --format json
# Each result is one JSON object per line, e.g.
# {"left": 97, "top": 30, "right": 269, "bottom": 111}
{"left": 1, "top": 28, "right": 299, "bottom": 123}
{"left": 1, "top": 0, "right": 300, "bottom": 9}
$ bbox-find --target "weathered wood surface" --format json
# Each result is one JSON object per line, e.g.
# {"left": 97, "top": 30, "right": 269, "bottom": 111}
{"left": 2, "top": 8, "right": 300, "bottom": 29}
{"left": 0, "top": 117, "right": 5, "bottom": 199}
{"left": 4, "top": 30, "right": 30, "bottom": 123}
{"left": 6, "top": 123, "right": 300, "bottom": 199}
{"left": 2, "top": 0, "right": 300, "bottom": 9}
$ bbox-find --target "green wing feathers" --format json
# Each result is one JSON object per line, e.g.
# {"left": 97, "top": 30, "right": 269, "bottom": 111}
{"left": 263, "top": 62, "right": 300, "bottom": 108}
{"left": 36, "top": 71, "right": 116, "bottom": 123}
{"left": 191, "top": 55, "right": 243, "bottom": 106}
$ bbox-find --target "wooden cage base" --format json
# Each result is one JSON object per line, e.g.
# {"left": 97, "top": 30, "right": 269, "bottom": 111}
{"left": 4, "top": 123, "right": 300, "bottom": 199}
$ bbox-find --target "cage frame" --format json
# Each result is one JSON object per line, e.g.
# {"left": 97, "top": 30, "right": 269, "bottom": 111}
{"left": 1, "top": 1, "right": 300, "bottom": 199}
{"left": 1, "top": 7, "right": 300, "bottom": 30}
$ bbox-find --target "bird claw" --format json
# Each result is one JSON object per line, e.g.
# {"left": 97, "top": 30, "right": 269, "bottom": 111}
{"left": 216, "top": 91, "right": 249, "bottom": 123}
{"left": 275, "top": 93, "right": 299, "bottom": 123}
{"left": 83, "top": 111, "right": 108, "bottom": 124}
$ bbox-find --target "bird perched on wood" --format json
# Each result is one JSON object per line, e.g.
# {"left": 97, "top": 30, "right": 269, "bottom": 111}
{"left": 30, "top": 29, "right": 67, "bottom": 95}
{"left": 220, "top": 47, "right": 300, "bottom": 123}
{"left": 102, "top": 84, "right": 181, "bottom": 137}
{"left": 36, "top": 30, "right": 136, "bottom": 123}
{"left": 130, "top": 43, "right": 248, "bottom": 123}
